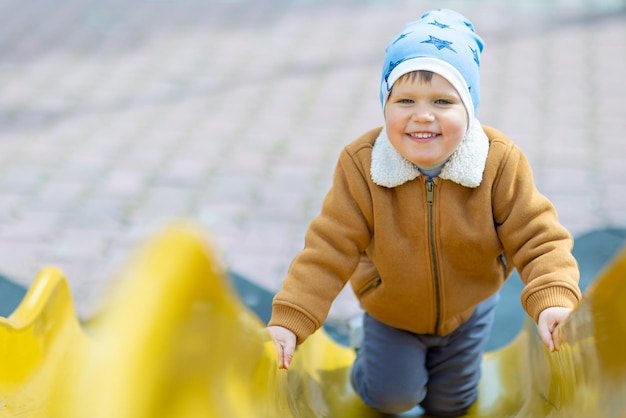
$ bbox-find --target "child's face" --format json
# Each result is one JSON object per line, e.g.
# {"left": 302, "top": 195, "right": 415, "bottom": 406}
{"left": 384, "top": 73, "right": 468, "bottom": 168}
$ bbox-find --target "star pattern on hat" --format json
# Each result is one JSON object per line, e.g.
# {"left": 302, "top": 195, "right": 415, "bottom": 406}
{"left": 470, "top": 46, "right": 480, "bottom": 66}
{"left": 385, "top": 59, "right": 402, "bottom": 81}
{"left": 421, "top": 35, "right": 456, "bottom": 52}
{"left": 392, "top": 32, "right": 409, "bottom": 45}
{"left": 429, "top": 20, "right": 449, "bottom": 29}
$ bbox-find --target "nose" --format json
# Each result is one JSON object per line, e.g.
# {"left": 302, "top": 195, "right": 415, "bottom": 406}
{"left": 411, "top": 104, "right": 435, "bottom": 122}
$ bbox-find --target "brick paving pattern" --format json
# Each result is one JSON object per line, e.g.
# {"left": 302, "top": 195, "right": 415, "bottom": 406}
{"left": 0, "top": 0, "right": 624, "bottom": 319}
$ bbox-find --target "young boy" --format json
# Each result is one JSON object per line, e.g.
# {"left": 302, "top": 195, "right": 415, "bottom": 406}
{"left": 266, "top": 9, "right": 581, "bottom": 417}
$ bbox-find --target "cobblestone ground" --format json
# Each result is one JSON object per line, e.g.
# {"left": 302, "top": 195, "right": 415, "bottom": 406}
{"left": 0, "top": 0, "right": 624, "bottom": 319}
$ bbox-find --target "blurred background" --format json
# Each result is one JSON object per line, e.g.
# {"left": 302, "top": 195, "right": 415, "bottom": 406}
{"left": 0, "top": 0, "right": 625, "bottom": 338}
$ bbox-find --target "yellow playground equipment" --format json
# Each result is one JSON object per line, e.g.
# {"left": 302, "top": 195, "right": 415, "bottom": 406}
{"left": 1, "top": 222, "right": 626, "bottom": 417}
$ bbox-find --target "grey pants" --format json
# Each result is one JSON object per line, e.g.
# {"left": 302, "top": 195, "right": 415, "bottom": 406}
{"left": 350, "top": 292, "right": 499, "bottom": 417}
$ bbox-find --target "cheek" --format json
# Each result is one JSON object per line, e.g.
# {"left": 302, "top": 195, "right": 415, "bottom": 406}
{"left": 384, "top": 109, "right": 405, "bottom": 133}
{"left": 444, "top": 111, "right": 468, "bottom": 137}
{"left": 452, "top": 121, "right": 467, "bottom": 137}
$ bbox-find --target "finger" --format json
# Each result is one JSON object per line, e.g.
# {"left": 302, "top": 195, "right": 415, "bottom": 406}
{"left": 552, "top": 324, "right": 564, "bottom": 352}
{"left": 538, "top": 324, "right": 554, "bottom": 352}
{"left": 276, "top": 342, "right": 287, "bottom": 369}
{"left": 282, "top": 344, "right": 293, "bottom": 370}
{"left": 277, "top": 341, "right": 294, "bottom": 370}
{"left": 552, "top": 335, "right": 560, "bottom": 352}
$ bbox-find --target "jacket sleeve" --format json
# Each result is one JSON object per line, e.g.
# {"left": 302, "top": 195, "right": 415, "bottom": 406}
{"left": 491, "top": 141, "right": 581, "bottom": 322}
{"left": 268, "top": 144, "right": 374, "bottom": 344}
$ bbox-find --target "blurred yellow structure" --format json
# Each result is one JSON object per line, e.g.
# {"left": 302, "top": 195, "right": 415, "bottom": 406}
{"left": 1, "top": 222, "right": 625, "bottom": 417}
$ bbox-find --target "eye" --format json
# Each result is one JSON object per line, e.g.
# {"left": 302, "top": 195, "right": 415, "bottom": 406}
{"left": 435, "top": 98, "right": 453, "bottom": 105}
{"left": 390, "top": 96, "right": 414, "bottom": 104}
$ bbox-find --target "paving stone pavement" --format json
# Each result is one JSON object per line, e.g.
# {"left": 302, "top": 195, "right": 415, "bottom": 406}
{"left": 0, "top": 0, "right": 624, "bottom": 320}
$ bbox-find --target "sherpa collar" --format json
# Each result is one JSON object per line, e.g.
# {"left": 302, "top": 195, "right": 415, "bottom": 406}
{"left": 370, "top": 120, "right": 489, "bottom": 188}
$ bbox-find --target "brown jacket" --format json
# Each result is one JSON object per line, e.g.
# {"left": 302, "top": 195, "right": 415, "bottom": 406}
{"left": 269, "top": 125, "right": 581, "bottom": 344}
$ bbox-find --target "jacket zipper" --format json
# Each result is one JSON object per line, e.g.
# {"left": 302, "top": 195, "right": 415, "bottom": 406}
{"left": 426, "top": 178, "right": 441, "bottom": 334}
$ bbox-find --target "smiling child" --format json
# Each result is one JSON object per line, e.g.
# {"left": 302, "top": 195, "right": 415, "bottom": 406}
{"left": 266, "top": 9, "right": 581, "bottom": 416}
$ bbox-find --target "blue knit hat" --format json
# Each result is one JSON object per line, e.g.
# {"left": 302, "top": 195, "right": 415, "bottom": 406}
{"left": 380, "top": 9, "right": 484, "bottom": 122}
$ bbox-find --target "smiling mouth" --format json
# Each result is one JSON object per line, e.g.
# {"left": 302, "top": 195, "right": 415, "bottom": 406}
{"left": 407, "top": 132, "right": 439, "bottom": 141}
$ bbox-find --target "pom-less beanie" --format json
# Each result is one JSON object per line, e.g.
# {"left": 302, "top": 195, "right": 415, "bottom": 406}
{"left": 380, "top": 9, "right": 484, "bottom": 122}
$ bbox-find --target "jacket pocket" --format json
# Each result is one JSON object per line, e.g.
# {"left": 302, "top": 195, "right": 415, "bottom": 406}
{"left": 499, "top": 253, "right": 509, "bottom": 279}
{"left": 357, "top": 276, "right": 382, "bottom": 298}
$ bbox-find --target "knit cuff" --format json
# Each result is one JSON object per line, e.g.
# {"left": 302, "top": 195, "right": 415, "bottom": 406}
{"left": 268, "top": 304, "right": 318, "bottom": 345}
{"left": 524, "top": 286, "right": 580, "bottom": 323}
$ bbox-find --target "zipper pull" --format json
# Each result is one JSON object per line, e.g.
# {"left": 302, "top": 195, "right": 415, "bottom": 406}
{"left": 426, "top": 178, "right": 434, "bottom": 205}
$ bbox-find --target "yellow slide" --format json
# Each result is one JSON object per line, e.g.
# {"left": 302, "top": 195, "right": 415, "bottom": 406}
{"left": 1, "top": 222, "right": 625, "bottom": 417}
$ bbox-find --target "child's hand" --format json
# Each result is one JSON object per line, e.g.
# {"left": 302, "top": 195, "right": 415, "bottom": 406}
{"left": 266, "top": 326, "right": 297, "bottom": 369}
{"left": 537, "top": 307, "right": 572, "bottom": 352}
